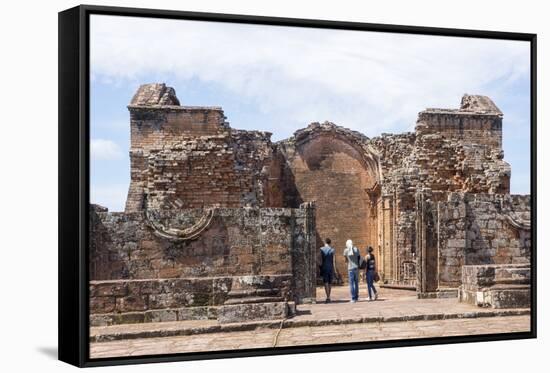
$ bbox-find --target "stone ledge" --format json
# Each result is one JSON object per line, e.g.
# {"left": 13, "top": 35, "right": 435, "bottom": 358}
{"left": 90, "top": 308, "right": 530, "bottom": 343}
{"left": 90, "top": 306, "right": 220, "bottom": 327}
{"left": 417, "top": 289, "right": 458, "bottom": 299}
{"left": 459, "top": 287, "right": 530, "bottom": 309}
{"left": 218, "top": 301, "right": 288, "bottom": 324}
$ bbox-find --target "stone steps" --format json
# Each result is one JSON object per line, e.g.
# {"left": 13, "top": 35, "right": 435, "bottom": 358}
{"left": 218, "top": 301, "right": 288, "bottom": 323}
{"left": 224, "top": 296, "right": 284, "bottom": 305}
{"left": 225, "top": 288, "right": 281, "bottom": 298}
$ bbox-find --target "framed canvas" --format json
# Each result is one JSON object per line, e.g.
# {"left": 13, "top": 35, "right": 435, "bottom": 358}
{"left": 58, "top": 4, "right": 537, "bottom": 367}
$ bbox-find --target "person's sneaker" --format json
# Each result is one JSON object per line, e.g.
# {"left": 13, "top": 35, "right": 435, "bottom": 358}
{"left": 327, "top": 298, "right": 331, "bottom": 303}
{"left": 374, "top": 293, "right": 378, "bottom": 300}
{"left": 350, "top": 299, "right": 356, "bottom": 303}
{"left": 324, "top": 298, "right": 329, "bottom": 304}
{"left": 368, "top": 297, "right": 373, "bottom": 301}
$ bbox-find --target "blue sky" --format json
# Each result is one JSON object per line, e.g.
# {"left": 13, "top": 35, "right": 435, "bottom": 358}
{"left": 90, "top": 15, "right": 531, "bottom": 211}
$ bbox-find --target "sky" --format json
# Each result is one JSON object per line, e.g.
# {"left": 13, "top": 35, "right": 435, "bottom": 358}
{"left": 90, "top": 14, "right": 531, "bottom": 212}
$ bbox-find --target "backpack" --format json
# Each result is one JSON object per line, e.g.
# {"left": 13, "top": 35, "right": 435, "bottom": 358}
{"left": 359, "top": 254, "right": 367, "bottom": 270}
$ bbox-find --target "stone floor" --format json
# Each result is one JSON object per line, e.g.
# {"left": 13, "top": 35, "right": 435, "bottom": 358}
{"left": 90, "top": 315, "right": 530, "bottom": 358}
{"left": 90, "top": 285, "right": 531, "bottom": 358}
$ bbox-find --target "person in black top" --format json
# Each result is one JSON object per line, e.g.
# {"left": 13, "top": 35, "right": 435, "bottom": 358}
{"left": 319, "top": 238, "right": 336, "bottom": 303}
{"left": 365, "top": 246, "right": 378, "bottom": 301}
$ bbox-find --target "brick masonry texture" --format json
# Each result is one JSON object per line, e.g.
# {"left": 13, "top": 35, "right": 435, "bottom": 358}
{"left": 90, "top": 83, "right": 531, "bottom": 324}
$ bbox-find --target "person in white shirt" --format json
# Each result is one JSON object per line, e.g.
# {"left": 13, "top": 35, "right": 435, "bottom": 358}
{"left": 343, "top": 239, "right": 360, "bottom": 303}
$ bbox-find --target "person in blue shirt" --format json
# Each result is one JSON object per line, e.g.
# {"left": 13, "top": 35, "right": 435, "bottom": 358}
{"left": 319, "top": 238, "right": 336, "bottom": 303}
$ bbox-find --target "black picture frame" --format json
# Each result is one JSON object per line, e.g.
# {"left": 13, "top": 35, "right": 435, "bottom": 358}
{"left": 58, "top": 4, "right": 537, "bottom": 368}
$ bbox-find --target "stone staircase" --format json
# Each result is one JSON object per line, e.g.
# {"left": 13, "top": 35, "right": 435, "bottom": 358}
{"left": 223, "top": 288, "right": 285, "bottom": 305}
{"left": 217, "top": 276, "right": 294, "bottom": 324}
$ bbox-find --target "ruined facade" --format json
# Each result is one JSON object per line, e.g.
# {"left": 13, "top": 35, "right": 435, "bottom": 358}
{"left": 89, "top": 83, "right": 531, "bottom": 325}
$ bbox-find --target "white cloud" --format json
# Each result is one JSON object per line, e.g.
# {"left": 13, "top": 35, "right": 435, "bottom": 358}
{"left": 90, "top": 183, "right": 129, "bottom": 212}
{"left": 90, "top": 15, "right": 530, "bottom": 138}
{"left": 91, "top": 138, "right": 124, "bottom": 160}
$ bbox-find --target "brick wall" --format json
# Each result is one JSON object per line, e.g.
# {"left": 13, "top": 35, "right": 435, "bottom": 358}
{"left": 124, "top": 84, "right": 279, "bottom": 212}
{"left": 126, "top": 114, "right": 276, "bottom": 211}
{"left": 417, "top": 111, "right": 502, "bottom": 149}
{"left": 279, "top": 123, "right": 380, "bottom": 282}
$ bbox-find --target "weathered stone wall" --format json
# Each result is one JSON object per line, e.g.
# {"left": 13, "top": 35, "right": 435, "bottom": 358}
{"left": 364, "top": 95, "right": 512, "bottom": 287}
{"left": 367, "top": 134, "right": 416, "bottom": 285}
{"left": 416, "top": 94, "right": 504, "bottom": 150}
{"left": 94, "top": 83, "right": 529, "bottom": 306}
{"left": 459, "top": 263, "right": 530, "bottom": 308}
{"left": 91, "top": 206, "right": 312, "bottom": 280}
{"left": 138, "top": 130, "right": 276, "bottom": 210}
{"left": 290, "top": 202, "right": 317, "bottom": 302}
{"left": 125, "top": 84, "right": 277, "bottom": 212}
{"left": 90, "top": 275, "right": 292, "bottom": 326}
{"left": 415, "top": 190, "right": 439, "bottom": 294}
{"left": 90, "top": 203, "right": 316, "bottom": 323}
{"left": 436, "top": 193, "right": 530, "bottom": 289}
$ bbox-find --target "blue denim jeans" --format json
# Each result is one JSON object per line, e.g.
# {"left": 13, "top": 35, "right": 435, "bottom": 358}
{"left": 366, "top": 270, "right": 377, "bottom": 299}
{"left": 348, "top": 269, "right": 359, "bottom": 301}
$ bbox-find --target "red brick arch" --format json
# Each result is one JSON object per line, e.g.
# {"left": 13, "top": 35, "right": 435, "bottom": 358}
{"left": 281, "top": 123, "right": 382, "bottom": 283}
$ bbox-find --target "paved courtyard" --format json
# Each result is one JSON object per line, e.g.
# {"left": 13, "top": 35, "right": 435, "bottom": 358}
{"left": 90, "top": 286, "right": 531, "bottom": 358}
{"left": 91, "top": 315, "right": 530, "bottom": 358}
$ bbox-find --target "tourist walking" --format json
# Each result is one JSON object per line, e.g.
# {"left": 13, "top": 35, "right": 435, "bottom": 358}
{"left": 365, "top": 246, "right": 378, "bottom": 301}
{"left": 343, "top": 239, "right": 360, "bottom": 303}
{"left": 319, "top": 238, "right": 336, "bottom": 303}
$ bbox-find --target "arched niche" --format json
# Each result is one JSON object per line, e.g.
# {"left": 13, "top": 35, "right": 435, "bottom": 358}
{"left": 280, "top": 125, "right": 382, "bottom": 283}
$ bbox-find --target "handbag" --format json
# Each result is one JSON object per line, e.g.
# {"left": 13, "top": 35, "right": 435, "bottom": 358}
{"left": 374, "top": 271, "right": 380, "bottom": 282}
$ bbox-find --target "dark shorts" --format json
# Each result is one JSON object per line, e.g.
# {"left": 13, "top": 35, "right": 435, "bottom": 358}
{"left": 322, "top": 270, "right": 333, "bottom": 284}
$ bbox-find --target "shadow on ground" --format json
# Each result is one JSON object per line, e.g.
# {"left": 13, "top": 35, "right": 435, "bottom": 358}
{"left": 37, "top": 346, "right": 58, "bottom": 360}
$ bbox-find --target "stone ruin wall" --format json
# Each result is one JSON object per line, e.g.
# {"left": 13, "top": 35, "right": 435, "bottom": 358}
{"left": 365, "top": 95, "right": 513, "bottom": 287}
{"left": 90, "top": 83, "right": 531, "bottom": 322}
{"left": 90, "top": 204, "right": 316, "bottom": 326}
{"left": 275, "top": 93, "right": 513, "bottom": 286}
{"left": 415, "top": 191, "right": 530, "bottom": 296}
{"left": 92, "top": 82, "right": 318, "bottom": 324}
{"left": 124, "top": 85, "right": 514, "bottom": 288}
{"left": 125, "top": 83, "right": 280, "bottom": 212}
{"left": 436, "top": 193, "right": 530, "bottom": 288}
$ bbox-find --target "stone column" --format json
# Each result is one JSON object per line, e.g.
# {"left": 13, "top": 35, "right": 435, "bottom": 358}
{"left": 290, "top": 202, "right": 317, "bottom": 304}
{"left": 415, "top": 190, "right": 438, "bottom": 296}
